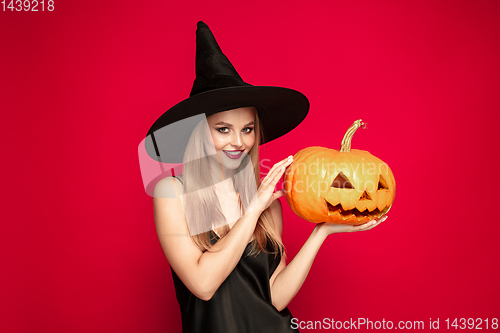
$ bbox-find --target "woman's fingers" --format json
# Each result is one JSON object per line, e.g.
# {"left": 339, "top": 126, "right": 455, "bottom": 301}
{"left": 251, "top": 157, "right": 293, "bottom": 212}
{"left": 272, "top": 189, "right": 285, "bottom": 201}
{"left": 271, "top": 159, "right": 292, "bottom": 185}
{"left": 263, "top": 156, "right": 290, "bottom": 180}
{"left": 319, "top": 215, "right": 389, "bottom": 236}
{"left": 268, "top": 156, "right": 293, "bottom": 181}
{"left": 262, "top": 156, "right": 293, "bottom": 187}
{"left": 352, "top": 215, "right": 388, "bottom": 232}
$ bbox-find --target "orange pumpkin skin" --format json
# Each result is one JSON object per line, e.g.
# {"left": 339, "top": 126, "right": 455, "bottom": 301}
{"left": 283, "top": 121, "right": 395, "bottom": 225}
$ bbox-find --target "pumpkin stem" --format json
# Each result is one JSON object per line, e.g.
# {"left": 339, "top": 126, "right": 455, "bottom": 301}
{"left": 340, "top": 119, "right": 366, "bottom": 152}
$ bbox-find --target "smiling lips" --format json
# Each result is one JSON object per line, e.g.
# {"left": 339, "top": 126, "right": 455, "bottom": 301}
{"left": 223, "top": 150, "right": 244, "bottom": 159}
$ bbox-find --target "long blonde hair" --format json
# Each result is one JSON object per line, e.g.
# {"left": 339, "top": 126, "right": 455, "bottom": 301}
{"left": 181, "top": 108, "right": 284, "bottom": 258}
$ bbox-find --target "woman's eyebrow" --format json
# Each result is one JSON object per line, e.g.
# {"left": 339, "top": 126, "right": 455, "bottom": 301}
{"left": 215, "top": 121, "right": 255, "bottom": 126}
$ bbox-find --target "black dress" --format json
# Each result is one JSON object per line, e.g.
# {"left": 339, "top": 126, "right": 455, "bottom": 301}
{"left": 170, "top": 231, "right": 299, "bottom": 333}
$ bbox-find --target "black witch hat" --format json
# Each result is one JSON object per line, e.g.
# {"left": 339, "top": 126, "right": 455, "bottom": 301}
{"left": 145, "top": 21, "right": 309, "bottom": 163}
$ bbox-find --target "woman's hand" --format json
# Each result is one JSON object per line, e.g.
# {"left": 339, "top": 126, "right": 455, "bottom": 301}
{"left": 248, "top": 155, "right": 294, "bottom": 214}
{"left": 315, "top": 214, "right": 388, "bottom": 237}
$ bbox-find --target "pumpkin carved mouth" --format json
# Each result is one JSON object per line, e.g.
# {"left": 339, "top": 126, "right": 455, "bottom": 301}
{"left": 325, "top": 199, "right": 388, "bottom": 221}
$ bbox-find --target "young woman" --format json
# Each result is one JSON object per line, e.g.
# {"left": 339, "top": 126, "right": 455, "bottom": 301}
{"left": 145, "top": 22, "right": 386, "bottom": 333}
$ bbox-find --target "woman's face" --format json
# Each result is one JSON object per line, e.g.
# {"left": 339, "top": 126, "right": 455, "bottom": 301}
{"left": 204, "top": 107, "right": 256, "bottom": 170}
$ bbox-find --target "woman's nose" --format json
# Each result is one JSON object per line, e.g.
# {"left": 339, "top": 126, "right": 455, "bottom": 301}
{"left": 231, "top": 131, "right": 243, "bottom": 147}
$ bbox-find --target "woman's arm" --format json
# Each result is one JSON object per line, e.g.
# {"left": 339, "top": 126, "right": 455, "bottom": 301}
{"left": 269, "top": 201, "right": 387, "bottom": 311}
{"left": 154, "top": 156, "right": 293, "bottom": 301}
{"left": 154, "top": 178, "right": 261, "bottom": 301}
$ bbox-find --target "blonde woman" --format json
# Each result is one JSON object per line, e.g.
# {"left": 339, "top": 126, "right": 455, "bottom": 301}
{"left": 145, "top": 22, "right": 385, "bottom": 333}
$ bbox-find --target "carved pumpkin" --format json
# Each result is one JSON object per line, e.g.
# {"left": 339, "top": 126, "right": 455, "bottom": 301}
{"left": 284, "top": 119, "right": 395, "bottom": 225}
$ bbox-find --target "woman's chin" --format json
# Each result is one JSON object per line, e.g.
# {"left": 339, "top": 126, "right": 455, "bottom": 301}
{"left": 221, "top": 159, "right": 243, "bottom": 170}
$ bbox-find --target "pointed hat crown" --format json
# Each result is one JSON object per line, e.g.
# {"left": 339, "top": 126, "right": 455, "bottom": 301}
{"left": 190, "top": 21, "right": 250, "bottom": 96}
{"left": 145, "top": 21, "right": 310, "bottom": 164}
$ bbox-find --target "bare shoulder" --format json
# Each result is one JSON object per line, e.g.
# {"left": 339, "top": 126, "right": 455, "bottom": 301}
{"left": 153, "top": 176, "right": 184, "bottom": 198}
{"left": 153, "top": 176, "right": 188, "bottom": 237}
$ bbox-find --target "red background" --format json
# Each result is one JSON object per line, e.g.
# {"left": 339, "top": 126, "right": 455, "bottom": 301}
{"left": 2, "top": 1, "right": 499, "bottom": 332}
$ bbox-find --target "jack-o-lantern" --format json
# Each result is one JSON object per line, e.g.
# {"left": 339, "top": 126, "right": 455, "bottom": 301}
{"left": 284, "top": 119, "right": 395, "bottom": 225}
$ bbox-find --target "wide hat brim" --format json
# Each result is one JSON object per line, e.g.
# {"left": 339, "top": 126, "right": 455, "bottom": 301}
{"left": 145, "top": 85, "right": 309, "bottom": 163}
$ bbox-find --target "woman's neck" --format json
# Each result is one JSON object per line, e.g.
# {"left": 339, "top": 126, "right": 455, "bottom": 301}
{"left": 207, "top": 156, "right": 237, "bottom": 189}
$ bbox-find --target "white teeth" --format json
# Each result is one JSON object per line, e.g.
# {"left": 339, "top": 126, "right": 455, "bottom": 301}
{"left": 224, "top": 150, "right": 242, "bottom": 155}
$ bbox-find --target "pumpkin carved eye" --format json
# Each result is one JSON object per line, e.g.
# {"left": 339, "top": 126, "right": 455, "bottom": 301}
{"left": 331, "top": 172, "right": 355, "bottom": 189}
{"left": 378, "top": 175, "right": 389, "bottom": 190}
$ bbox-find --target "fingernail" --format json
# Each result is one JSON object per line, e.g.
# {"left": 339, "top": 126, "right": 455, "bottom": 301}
{"left": 372, "top": 221, "right": 376, "bottom": 225}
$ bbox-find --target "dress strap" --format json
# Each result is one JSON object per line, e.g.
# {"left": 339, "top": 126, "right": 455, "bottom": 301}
{"left": 172, "top": 175, "right": 183, "bottom": 185}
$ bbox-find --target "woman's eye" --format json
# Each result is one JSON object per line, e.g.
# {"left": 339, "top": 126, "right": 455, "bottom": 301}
{"left": 217, "top": 127, "right": 229, "bottom": 133}
{"left": 243, "top": 127, "right": 254, "bottom": 133}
